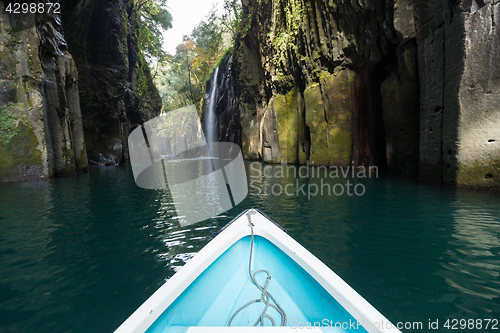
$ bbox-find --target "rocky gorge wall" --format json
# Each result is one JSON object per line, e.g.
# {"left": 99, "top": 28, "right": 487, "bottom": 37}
{"left": 413, "top": 0, "right": 500, "bottom": 187}
{"left": 232, "top": 0, "right": 499, "bottom": 188}
{"left": 61, "top": 0, "right": 161, "bottom": 166}
{"left": 0, "top": 0, "right": 161, "bottom": 181}
{"left": 0, "top": 0, "right": 87, "bottom": 181}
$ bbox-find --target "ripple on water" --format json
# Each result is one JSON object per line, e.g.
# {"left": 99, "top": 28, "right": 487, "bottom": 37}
{"left": 0, "top": 165, "right": 499, "bottom": 333}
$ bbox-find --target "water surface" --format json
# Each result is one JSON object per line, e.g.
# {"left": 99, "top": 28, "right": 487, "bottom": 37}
{"left": 0, "top": 163, "right": 499, "bottom": 332}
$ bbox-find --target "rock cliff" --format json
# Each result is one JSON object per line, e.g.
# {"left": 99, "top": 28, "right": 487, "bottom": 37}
{"left": 0, "top": 0, "right": 87, "bottom": 181}
{"left": 61, "top": 0, "right": 162, "bottom": 166}
{"left": 233, "top": 0, "right": 499, "bottom": 188}
{"left": 0, "top": 0, "right": 161, "bottom": 181}
{"left": 412, "top": 0, "right": 500, "bottom": 187}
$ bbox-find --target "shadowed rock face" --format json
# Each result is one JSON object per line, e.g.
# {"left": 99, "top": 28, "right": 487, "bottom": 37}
{"left": 38, "top": 5, "right": 87, "bottom": 176}
{"left": 408, "top": 0, "right": 500, "bottom": 187}
{"left": 0, "top": 0, "right": 87, "bottom": 181}
{"left": 60, "top": 0, "right": 161, "bottom": 167}
{"left": 230, "top": 0, "right": 499, "bottom": 188}
{"left": 0, "top": 0, "right": 161, "bottom": 181}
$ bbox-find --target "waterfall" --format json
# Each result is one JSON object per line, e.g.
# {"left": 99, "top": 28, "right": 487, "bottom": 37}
{"left": 205, "top": 66, "right": 219, "bottom": 145}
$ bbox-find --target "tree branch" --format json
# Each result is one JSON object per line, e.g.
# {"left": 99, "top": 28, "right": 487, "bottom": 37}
{"left": 136, "top": 0, "right": 153, "bottom": 12}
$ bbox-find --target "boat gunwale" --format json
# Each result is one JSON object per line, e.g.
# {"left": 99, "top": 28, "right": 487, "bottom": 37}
{"left": 114, "top": 209, "right": 401, "bottom": 333}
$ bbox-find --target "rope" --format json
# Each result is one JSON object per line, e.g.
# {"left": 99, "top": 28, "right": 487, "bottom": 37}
{"left": 227, "top": 210, "right": 287, "bottom": 327}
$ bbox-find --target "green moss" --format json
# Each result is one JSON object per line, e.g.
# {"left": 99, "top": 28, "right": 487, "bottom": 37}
{"left": 321, "top": 72, "right": 353, "bottom": 166}
{"left": 206, "top": 47, "right": 233, "bottom": 83}
{"left": 242, "top": 132, "right": 250, "bottom": 159}
{"left": 237, "top": 1, "right": 258, "bottom": 40}
{"left": 328, "top": 127, "right": 351, "bottom": 165}
{"left": 77, "top": 148, "right": 88, "bottom": 169}
{"left": 312, "top": 50, "right": 320, "bottom": 61}
{"left": 303, "top": 72, "right": 354, "bottom": 166}
{"left": 274, "top": 88, "right": 299, "bottom": 163}
{"left": 0, "top": 106, "right": 19, "bottom": 144}
{"left": 4, "top": 26, "right": 22, "bottom": 51}
{"left": 268, "top": 0, "right": 305, "bottom": 79}
{"left": 304, "top": 83, "right": 329, "bottom": 165}
{"left": 22, "top": 82, "right": 34, "bottom": 107}
{"left": 0, "top": 50, "right": 9, "bottom": 61}
{"left": 136, "top": 52, "right": 149, "bottom": 100}
{"left": 456, "top": 158, "right": 500, "bottom": 187}
{"left": 0, "top": 120, "right": 42, "bottom": 180}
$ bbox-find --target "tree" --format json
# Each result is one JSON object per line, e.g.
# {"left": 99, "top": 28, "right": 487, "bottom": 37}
{"left": 220, "top": 0, "right": 242, "bottom": 39}
{"left": 192, "top": 9, "right": 223, "bottom": 59}
{"left": 191, "top": 9, "right": 225, "bottom": 86}
{"left": 131, "top": 0, "right": 172, "bottom": 62}
{"left": 175, "top": 37, "right": 200, "bottom": 104}
{"left": 154, "top": 60, "right": 192, "bottom": 111}
{"left": 153, "top": 3, "right": 242, "bottom": 111}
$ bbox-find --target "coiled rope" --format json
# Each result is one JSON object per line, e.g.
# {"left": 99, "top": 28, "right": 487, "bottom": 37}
{"left": 227, "top": 210, "right": 287, "bottom": 326}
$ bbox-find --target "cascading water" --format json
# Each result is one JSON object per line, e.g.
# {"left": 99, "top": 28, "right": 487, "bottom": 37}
{"left": 205, "top": 66, "right": 219, "bottom": 146}
{"left": 201, "top": 52, "right": 241, "bottom": 148}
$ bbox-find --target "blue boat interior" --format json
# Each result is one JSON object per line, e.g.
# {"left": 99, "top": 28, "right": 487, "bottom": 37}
{"left": 146, "top": 235, "right": 368, "bottom": 333}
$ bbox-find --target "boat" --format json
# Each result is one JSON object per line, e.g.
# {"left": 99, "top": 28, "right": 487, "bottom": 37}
{"left": 115, "top": 209, "right": 401, "bottom": 333}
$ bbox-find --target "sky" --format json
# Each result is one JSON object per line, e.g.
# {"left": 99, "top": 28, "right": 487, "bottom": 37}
{"left": 162, "top": 0, "right": 224, "bottom": 55}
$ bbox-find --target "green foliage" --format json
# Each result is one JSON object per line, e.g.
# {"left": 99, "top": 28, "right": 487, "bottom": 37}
{"left": 136, "top": 52, "right": 151, "bottom": 99}
{"left": 192, "top": 10, "right": 223, "bottom": 54}
{"left": 155, "top": 55, "right": 198, "bottom": 112}
{"left": 131, "top": 0, "right": 172, "bottom": 62}
{"left": 190, "top": 9, "right": 224, "bottom": 89}
{"left": 234, "top": 0, "right": 259, "bottom": 40}
{"left": 0, "top": 107, "right": 42, "bottom": 179}
{"left": 152, "top": 0, "right": 243, "bottom": 112}
{"left": 206, "top": 47, "right": 233, "bottom": 84}
{"left": 267, "top": 0, "right": 305, "bottom": 80}
{"left": 156, "top": 106, "right": 200, "bottom": 138}
{"left": 0, "top": 106, "right": 19, "bottom": 144}
{"left": 4, "top": 26, "right": 22, "bottom": 49}
{"left": 155, "top": 7, "right": 233, "bottom": 111}
{"left": 220, "top": 0, "right": 243, "bottom": 39}
{"left": 174, "top": 38, "right": 203, "bottom": 104}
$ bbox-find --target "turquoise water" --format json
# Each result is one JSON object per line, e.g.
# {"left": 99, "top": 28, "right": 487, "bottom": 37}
{"left": 0, "top": 163, "right": 499, "bottom": 332}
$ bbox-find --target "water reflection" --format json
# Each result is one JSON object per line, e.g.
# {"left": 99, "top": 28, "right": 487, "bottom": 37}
{"left": 237, "top": 163, "right": 500, "bottom": 330}
{"left": 152, "top": 188, "right": 222, "bottom": 273}
{"left": 437, "top": 200, "right": 500, "bottom": 315}
{"left": 0, "top": 163, "right": 499, "bottom": 333}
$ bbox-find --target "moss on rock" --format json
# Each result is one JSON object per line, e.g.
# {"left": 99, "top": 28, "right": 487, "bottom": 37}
{"left": 303, "top": 71, "right": 353, "bottom": 166}
{"left": 304, "top": 82, "right": 329, "bottom": 165}
{"left": 242, "top": 132, "right": 250, "bottom": 159}
{"left": 456, "top": 158, "right": 500, "bottom": 188}
{"left": 274, "top": 88, "right": 299, "bottom": 164}
{"left": 0, "top": 119, "right": 43, "bottom": 181}
{"left": 328, "top": 127, "right": 351, "bottom": 165}
{"left": 320, "top": 71, "right": 353, "bottom": 166}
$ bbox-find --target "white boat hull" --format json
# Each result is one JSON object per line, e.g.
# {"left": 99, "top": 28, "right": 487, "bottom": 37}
{"left": 115, "top": 209, "right": 401, "bottom": 333}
